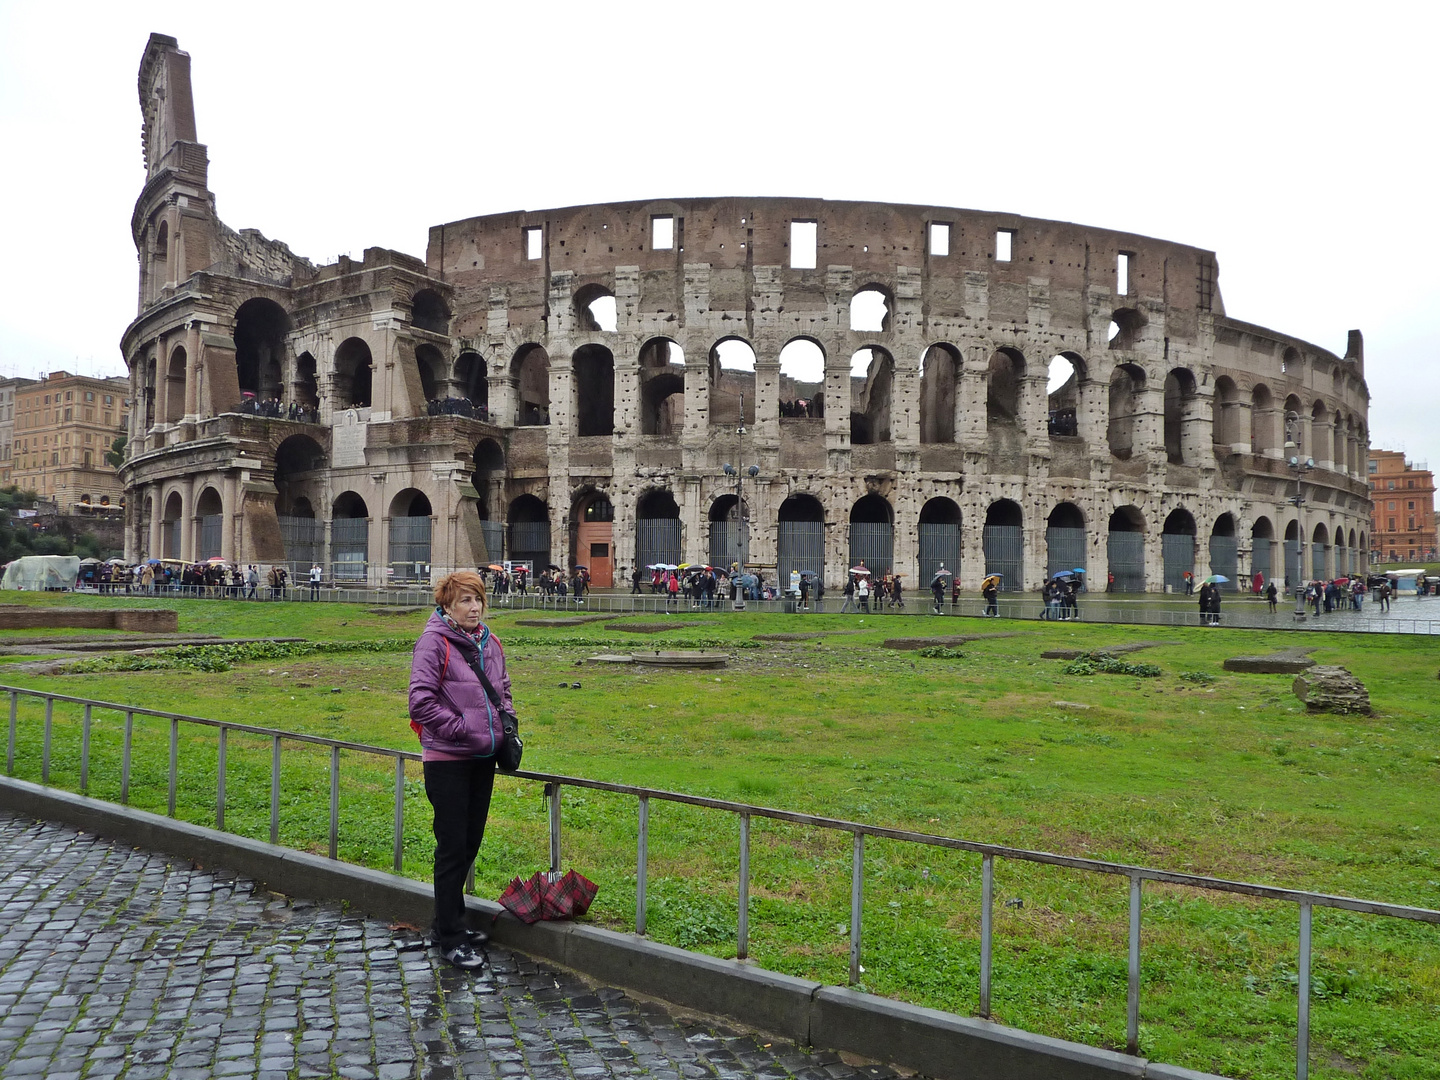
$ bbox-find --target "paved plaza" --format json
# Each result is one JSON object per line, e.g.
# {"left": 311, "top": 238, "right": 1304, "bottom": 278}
{"left": 0, "top": 812, "right": 902, "bottom": 1080}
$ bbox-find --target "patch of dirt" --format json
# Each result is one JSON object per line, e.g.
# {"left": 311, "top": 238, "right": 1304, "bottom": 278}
{"left": 882, "top": 632, "right": 1027, "bottom": 650}
{"left": 606, "top": 621, "right": 706, "bottom": 633}
{"left": 515, "top": 615, "right": 614, "bottom": 627}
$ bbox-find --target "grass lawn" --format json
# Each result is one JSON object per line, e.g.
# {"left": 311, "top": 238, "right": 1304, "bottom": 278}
{"left": 1, "top": 592, "right": 1437, "bottom": 1079}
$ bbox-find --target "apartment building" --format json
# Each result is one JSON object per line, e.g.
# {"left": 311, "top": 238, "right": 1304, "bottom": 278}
{"left": 0, "top": 377, "right": 38, "bottom": 487}
{"left": 10, "top": 371, "right": 130, "bottom": 512}
{"left": 1367, "top": 449, "right": 1438, "bottom": 563}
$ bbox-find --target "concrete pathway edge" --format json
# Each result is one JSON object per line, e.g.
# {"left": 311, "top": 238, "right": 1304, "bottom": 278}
{"left": 0, "top": 775, "right": 1232, "bottom": 1080}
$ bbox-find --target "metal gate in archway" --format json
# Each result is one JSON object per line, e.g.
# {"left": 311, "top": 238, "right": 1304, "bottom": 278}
{"left": 1107, "top": 532, "right": 1145, "bottom": 592}
{"left": 279, "top": 516, "right": 322, "bottom": 568}
{"left": 331, "top": 519, "right": 369, "bottom": 581}
{"left": 1251, "top": 539, "right": 1273, "bottom": 586}
{"left": 778, "top": 521, "right": 824, "bottom": 584}
{"left": 1162, "top": 533, "right": 1194, "bottom": 592}
{"left": 198, "top": 515, "right": 223, "bottom": 560}
{"left": 918, "top": 523, "right": 960, "bottom": 589}
{"left": 848, "top": 523, "right": 893, "bottom": 576}
{"left": 508, "top": 520, "right": 550, "bottom": 572}
{"left": 1045, "top": 527, "right": 1086, "bottom": 580}
{"left": 1208, "top": 536, "right": 1238, "bottom": 591}
{"left": 982, "top": 526, "right": 1023, "bottom": 591}
{"left": 389, "top": 516, "right": 432, "bottom": 583}
{"left": 1284, "top": 540, "right": 1301, "bottom": 589}
{"left": 636, "top": 519, "right": 682, "bottom": 570}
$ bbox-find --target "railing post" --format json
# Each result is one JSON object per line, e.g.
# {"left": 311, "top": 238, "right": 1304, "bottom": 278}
{"left": 1298, "top": 901, "right": 1312, "bottom": 1080}
{"left": 547, "top": 782, "right": 562, "bottom": 878}
{"left": 167, "top": 717, "right": 178, "bottom": 816}
{"left": 849, "top": 831, "right": 864, "bottom": 986}
{"left": 120, "top": 712, "right": 134, "bottom": 805}
{"left": 327, "top": 745, "right": 341, "bottom": 860}
{"left": 636, "top": 795, "right": 649, "bottom": 935}
{"left": 738, "top": 812, "right": 750, "bottom": 960}
{"left": 42, "top": 697, "right": 53, "bottom": 783}
{"left": 80, "top": 705, "right": 92, "bottom": 794}
{"left": 980, "top": 853, "right": 994, "bottom": 1018}
{"left": 216, "top": 726, "right": 227, "bottom": 830}
{"left": 392, "top": 755, "right": 405, "bottom": 874}
{"left": 6, "top": 691, "right": 15, "bottom": 776}
{"left": 1127, "top": 874, "right": 1142, "bottom": 1054}
{"left": 270, "top": 736, "right": 282, "bottom": 845}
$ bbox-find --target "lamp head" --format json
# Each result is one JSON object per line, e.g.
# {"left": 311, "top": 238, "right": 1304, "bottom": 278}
{"left": 747, "top": 465, "right": 760, "bottom": 478}
{"left": 722, "top": 464, "right": 736, "bottom": 476}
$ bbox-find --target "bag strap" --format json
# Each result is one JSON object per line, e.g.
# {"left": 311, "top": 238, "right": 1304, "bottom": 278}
{"left": 456, "top": 637, "right": 506, "bottom": 715}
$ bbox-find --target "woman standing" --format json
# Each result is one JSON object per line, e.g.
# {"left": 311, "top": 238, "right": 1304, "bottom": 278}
{"left": 408, "top": 571, "right": 513, "bottom": 970}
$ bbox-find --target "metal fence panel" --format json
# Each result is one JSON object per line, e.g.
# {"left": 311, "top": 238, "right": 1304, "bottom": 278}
{"left": 389, "top": 516, "right": 432, "bottom": 583}
{"left": 478, "top": 521, "right": 505, "bottom": 565}
{"left": 982, "top": 525, "right": 1023, "bottom": 590}
{"left": 636, "top": 519, "right": 682, "bottom": 570}
{"left": 778, "top": 521, "right": 824, "bottom": 584}
{"left": 278, "top": 516, "right": 323, "bottom": 568}
{"left": 508, "top": 520, "right": 550, "bottom": 570}
{"left": 331, "top": 519, "right": 369, "bottom": 581}
{"left": 198, "top": 515, "right": 223, "bottom": 559}
{"left": 1252, "top": 538, "right": 1273, "bottom": 586}
{"left": 1334, "top": 546, "right": 1348, "bottom": 577}
{"left": 1161, "top": 533, "right": 1195, "bottom": 593}
{"left": 848, "top": 522, "right": 893, "bottom": 576}
{"left": 1107, "top": 531, "right": 1146, "bottom": 592}
{"left": 918, "top": 523, "right": 960, "bottom": 588}
{"left": 710, "top": 521, "right": 739, "bottom": 570}
{"left": 1208, "top": 536, "right": 1238, "bottom": 591}
{"left": 1285, "top": 540, "right": 1301, "bottom": 589}
{"left": 1312, "top": 544, "right": 1329, "bottom": 581}
{"left": 1045, "top": 527, "right": 1087, "bottom": 580}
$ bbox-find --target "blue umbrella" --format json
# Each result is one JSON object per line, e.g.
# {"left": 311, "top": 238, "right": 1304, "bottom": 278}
{"left": 1051, "top": 570, "right": 1074, "bottom": 579}
{"left": 1071, "top": 568, "right": 1087, "bottom": 575}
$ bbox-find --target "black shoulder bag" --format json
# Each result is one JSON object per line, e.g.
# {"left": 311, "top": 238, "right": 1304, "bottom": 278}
{"left": 459, "top": 645, "right": 524, "bottom": 773}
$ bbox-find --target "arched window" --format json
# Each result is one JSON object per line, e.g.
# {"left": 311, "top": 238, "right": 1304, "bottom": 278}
{"left": 411, "top": 290, "right": 450, "bottom": 335}
{"left": 574, "top": 284, "right": 617, "bottom": 332}
{"left": 415, "top": 344, "right": 447, "bottom": 405}
{"left": 1212, "top": 376, "right": 1240, "bottom": 450}
{"left": 234, "top": 298, "right": 289, "bottom": 400}
{"left": 779, "top": 338, "right": 825, "bottom": 419}
{"left": 986, "top": 349, "right": 1024, "bottom": 424}
{"left": 919, "top": 344, "right": 959, "bottom": 444}
{"left": 334, "top": 339, "right": 373, "bottom": 409}
{"left": 1164, "top": 369, "right": 1198, "bottom": 464}
{"left": 849, "top": 348, "right": 893, "bottom": 445}
{"left": 1250, "top": 384, "right": 1274, "bottom": 454}
{"left": 1046, "top": 354, "right": 1083, "bottom": 438}
{"left": 639, "top": 339, "right": 685, "bottom": 436}
{"left": 573, "top": 345, "right": 615, "bottom": 436}
{"left": 708, "top": 338, "right": 756, "bottom": 427}
{"left": 512, "top": 344, "right": 550, "bottom": 426}
{"left": 1107, "top": 363, "right": 1145, "bottom": 458}
{"left": 848, "top": 286, "right": 892, "bottom": 333}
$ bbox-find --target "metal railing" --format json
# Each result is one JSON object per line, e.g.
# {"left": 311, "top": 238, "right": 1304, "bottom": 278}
{"left": 3, "top": 684, "right": 1436, "bottom": 1079}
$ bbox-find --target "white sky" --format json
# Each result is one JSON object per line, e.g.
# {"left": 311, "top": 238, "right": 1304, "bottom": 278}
{"left": 2, "top": 1, "right": 1437, "bottom": 477}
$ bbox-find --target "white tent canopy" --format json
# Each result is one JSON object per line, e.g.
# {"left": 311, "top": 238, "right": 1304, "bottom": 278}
{"left": 1, "top": 555, "right": 80, "bottom": 591}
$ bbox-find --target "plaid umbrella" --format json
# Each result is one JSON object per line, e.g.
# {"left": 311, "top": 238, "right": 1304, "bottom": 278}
{"left": 497, "top": 873, "right": 547, "bottom": 924}
{"left": 543, "top": 870, "right": 599, "bottom": 921}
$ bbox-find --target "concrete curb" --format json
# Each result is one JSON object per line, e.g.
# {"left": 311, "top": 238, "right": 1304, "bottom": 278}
{"left": 0, "top": 776, "right": 1232, "bottom": 1080}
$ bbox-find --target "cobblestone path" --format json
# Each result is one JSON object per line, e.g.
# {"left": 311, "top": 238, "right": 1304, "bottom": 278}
{"left": 0, "top": 812, "right": 899, "bottom": 1080}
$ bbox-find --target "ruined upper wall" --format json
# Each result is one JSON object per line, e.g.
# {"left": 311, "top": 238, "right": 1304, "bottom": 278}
{"left": 138, "top": 33, "right": 196, "bottom": 182}
{"left": 427, "top": 197, "right": 1224, "bottom": 339}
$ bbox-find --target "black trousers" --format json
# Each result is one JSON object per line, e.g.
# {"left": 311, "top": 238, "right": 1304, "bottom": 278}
{"left": 423, "top": 757, "right": 496, "bottom": 948}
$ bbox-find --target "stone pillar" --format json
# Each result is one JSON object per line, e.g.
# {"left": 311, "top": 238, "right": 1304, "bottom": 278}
{"left": 147, "top": 482, "right": 163, "bottom": 559}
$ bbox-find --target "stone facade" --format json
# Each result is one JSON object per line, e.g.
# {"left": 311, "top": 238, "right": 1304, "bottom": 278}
{"left": 10, "top": 372, "right": 129, "bottom": 513}
{"left": 120, "top": 34, "right": 1372, "bottom": 591}
{"left": 1367, "top": 450, "right": 1437, "bottom": 563}
{"left": 0, "top": 377, "right": 37, "bottom": 487}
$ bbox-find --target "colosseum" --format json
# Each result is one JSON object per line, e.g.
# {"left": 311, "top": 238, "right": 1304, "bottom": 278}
{"left": 121, "top": 34, "right": 1372, "bottom": 593}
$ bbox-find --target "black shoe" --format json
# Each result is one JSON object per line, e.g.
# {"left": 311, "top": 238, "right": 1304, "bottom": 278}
{"left": 440, "top": 942, "right": 485, "bottom": 970}
{"left": 466, "top": 927, "right": 489, "bottom": 945}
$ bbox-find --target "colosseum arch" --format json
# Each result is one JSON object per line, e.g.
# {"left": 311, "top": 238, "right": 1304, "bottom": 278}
{"left": 848, "top": 494, "right": 893, "bottom": 574}
{"left": 708, "top": 337, "right": 756, "bottom": 427}
{"left": 850, "top": 347, "right": 894, "bottom": 445}
{"left": 1045, "top": 502, "right": 1086, "bottom": 579}
{"left": 234, "top": 298, "right": 289, "bottom": 400}
{"left": 472, "top": 437, "right": 505, "bottom": 520}
{"left": 1046, "top": 353, "right": 1084, "bottom": 438}
{"left": 331, "top": 491, "right": 369, "bottom": 581}
{"left": 574, "top": 344, "right": 615, "bottom": 436}
{"left": 1251, "top": 516, "right": 1276, "bottom": 586}
{"left": 333, "top": 338, "right": 373, "bottom": 409}
{"left": 777, "top": 494, "right": 825, "bottom": 584}
{"left": 1107, "top": 506, "right": 1146, "bottom": 592}
{"left": 415, "top": 343, "right": 447, "bottom": 405}
{"left": 512, "top": 344, "right": 550, "bottom": 425}
{"left": 163, "top": 345, "right": 187, "bottom": 423}
{"left": 410, "top": 289, "right": 450, "bottom": 335}
{"left": 1209, "top": 513, "right": 1238, "bottom": 590}
{"left": 1282, "top": 394, "right": 1305, "bottom": 454}
{"left": 574, "top": 283, "right": 617, "bottom": 332}
{"left": 1250, "top": 383, "right": 1275, "bottom": 455}
{"left": 388, "top": 489, "right": 433, "bottom": 583}
{"left": 1282, "top": 346, "right": 1301, "bottom": 375}
{"left": 1163, "top": 369, "right": 1199, "bottom": 464}
{"left": 454, "top": 351, "right": 488, "bottom": 408}
{"left": 983, "top": 499, "right": 1024, "bottom": 589}
{"left": 639, "top": 337, "right": 685, "bottom": 436}
{"left": 506, "top": 494, "right": 550, "bottom": 572}
{"left": 1107, "top": 363, "right": 1145, "bottom": 458}
{"left": 1161, "top": 508, "right": 1197, "bottom": 590}
{"left": 919, "top": 344, "right": 959, "bottom": 443}
{"left": 573, "top": 489, "right": 614, "bottom": 585}
{"left": 779, "top": 338, "right": 825, "bottom": 417}
{"left": 1212, "top": 376, "right": 1241, "bottom": 451}
{"left": 195, "top": 486, "right": 224, "bottom": 560}
{"left": 294, "top": 352, "right": 320, "bottom": 410}
{"left": 1311, "top": 521, "right": 1330, "bottom": 580}
{"left": 918, "top": 497, "right": 961, "bottom": 584}
{"left": 635, "top": 488, "right": 681, "bottom": 569}
{"left": 1110, "top": 308, "right": 1146, "bottom": 351}
{"left": 986, "top": 348, "right": 1025, "bottom": 424}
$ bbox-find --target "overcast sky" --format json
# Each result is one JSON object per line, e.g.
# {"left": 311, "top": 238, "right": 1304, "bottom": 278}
{"left": 2, "top": 1, "right": 1436, "bottom": 474}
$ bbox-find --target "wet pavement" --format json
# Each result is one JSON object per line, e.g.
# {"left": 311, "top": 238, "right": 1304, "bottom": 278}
{"left": 0, "top": 812, "right": 902, "bottom": 1080}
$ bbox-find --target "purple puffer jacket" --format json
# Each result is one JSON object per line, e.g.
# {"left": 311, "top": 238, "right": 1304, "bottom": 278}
{"left": 408, "top": 612, "right": 514, "bottom": 757}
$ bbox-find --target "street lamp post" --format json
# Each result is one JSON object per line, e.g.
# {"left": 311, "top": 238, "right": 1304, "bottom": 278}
{"left": 1284, "top": 411, "right": 1315, "bottom": 621}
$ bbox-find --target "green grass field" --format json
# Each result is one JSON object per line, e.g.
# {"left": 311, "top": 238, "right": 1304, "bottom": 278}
{"left": 1, "top": 591, "right": 1437, "bottom": 1079}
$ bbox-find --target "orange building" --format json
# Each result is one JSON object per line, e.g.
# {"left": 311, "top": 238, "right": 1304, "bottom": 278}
{"left": 1367, "top": 449, "right": 1438, "bottom": 563}
{"left": 11, "top": 371, "right": 131, "bottom": 513}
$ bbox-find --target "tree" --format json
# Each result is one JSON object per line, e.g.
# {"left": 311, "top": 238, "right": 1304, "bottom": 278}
{"left": 104, "top": 436, "right": 128, "bottom": 470}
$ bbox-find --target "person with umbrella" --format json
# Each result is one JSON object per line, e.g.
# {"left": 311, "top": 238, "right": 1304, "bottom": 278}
{"left": 982, "top": 574, "right": 1001, "bottom": 618}
{"left": 930, "top": 565, "right": 950, "bottom": 614}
